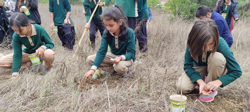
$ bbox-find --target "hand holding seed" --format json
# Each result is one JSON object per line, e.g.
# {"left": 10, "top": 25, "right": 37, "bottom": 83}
{"left": 35, "top": 48, "right": 44, "bottom": 57}
{"left": 111, "top": 57, "right": 121, "bottom": 64}
{"left": 83, "top": 70, "right": 95, "bottom": 80}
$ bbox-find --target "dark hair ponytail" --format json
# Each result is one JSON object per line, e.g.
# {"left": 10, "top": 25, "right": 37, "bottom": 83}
{"left": 101, "top": 5, "right": 128, "bottom": 41}
{"left": 10, "top": 12, "right": 35, "bottom": 31}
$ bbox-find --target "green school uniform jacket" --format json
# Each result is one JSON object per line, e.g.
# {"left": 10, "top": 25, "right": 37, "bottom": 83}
{"left": 184, "top": 37, "right": 242, "bottom": 87}
{"left": 49, "top": 0, "right": 71, "bottom": 26}
{"left": 137, "top": 0, "right": 149, "bottom": 20}
{"left": 91, "top": 28, "right": 136, "bottom": 70}
{"left": 82, "top": 0, "right": 103, "bottom": 23}
{"left": 105, "top": 0, "right": 138, "bottom": 17}
{"left": 12, "top": 24, "right": 54, "bottom": 73}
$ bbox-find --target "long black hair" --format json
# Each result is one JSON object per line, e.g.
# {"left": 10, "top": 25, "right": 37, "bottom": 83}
{"left": 10, "top": 12, "right": 34, "bottom": 31}
{"left": 101, "top": 5, "right": 128, "bottom": 41}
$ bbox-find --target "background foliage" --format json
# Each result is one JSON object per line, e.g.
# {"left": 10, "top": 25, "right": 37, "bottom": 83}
{"left": 164, "top": 0, "right": 250, "bottom": 20}
{"left": 38, "top": 0, "right": 250, "bottom": 19}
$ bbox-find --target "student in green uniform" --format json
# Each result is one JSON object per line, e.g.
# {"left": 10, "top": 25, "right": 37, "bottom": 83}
{"left": 49, "top": 0, "right": 75, "bottom": 50}
{"left": 83, "top": 0, "right": 109, "bottom": 49}
{"left": 98, "top": 0, "right": 138, "bottom": 30}
{"left": 136, "top": 0, "right": 149, "bottom": 53}
{"left": 16, "top": 0, "right": 41, "bottom": 24}
{"left": 176, "top": 18, "right": 242, "bottom": 102}
{"left": 83, "top": 5, "right": 136, "bottom": 80}
{"left": 0, "top": 12, "right": 55, "bottom": 79}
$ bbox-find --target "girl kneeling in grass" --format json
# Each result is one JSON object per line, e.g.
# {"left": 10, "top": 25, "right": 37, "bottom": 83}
{"left": 176, "top": 18, "right": 242, "bottom": 102}
{"left": 0, "top": 12, "right": 55, "bottom": 79}
{"left": 83, "top": 5, "right": 136, "bottom": 80}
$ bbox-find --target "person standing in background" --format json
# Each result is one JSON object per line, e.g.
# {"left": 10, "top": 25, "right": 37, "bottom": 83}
{"left": 136, "top": 0, "right": 149, "bottom": 53}
{"left": 49, "top": 0, "right": 75, "bottom": 50}
{"left": 0, "top": 0, "right": 9, "bottom": 43}
{"left": 83, "top": 0, "right": 109, "bottom": 49}
{"left": 215, "top": 0, "right": 239, "bottom": 32}
{"left": 147, "top": 4, "right": 152, "bottom": 28}
{"left": 98, "top": 0, "right": 137, "bottom": 30}
{"left": 15, "top": 0, "right": 41, "bottom": 25}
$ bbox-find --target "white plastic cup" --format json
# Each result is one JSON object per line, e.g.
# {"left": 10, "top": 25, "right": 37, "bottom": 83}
{"left": 21, "top": 6, "right": 30, "bottom": 16}
{"left": 170, "top": 94, "right": 187, "bottom": 112}
{"left": 92, "top": 69, "right": 102, "bottom": 79}
{"left": 28, "top": 53, "right": 40, "bottom": 66}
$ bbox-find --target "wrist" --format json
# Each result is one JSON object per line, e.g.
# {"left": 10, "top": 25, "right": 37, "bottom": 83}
{"left": 40, "top": 46, "right": 46, "bottom": 51}
{"left": 216, "top": 79, "right": 223, "bottom": 86}
{"left": 196, "top": 79, "right": 205, "bottom": 85}
{"left": 90, "top": 69, "right": 96, "bottom": 72}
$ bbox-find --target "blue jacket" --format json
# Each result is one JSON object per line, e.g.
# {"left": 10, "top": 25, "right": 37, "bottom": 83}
{"left": 15, "top": 0, "right": 41, "bottom": 24}
{"left": 211, "top": 10, "right": 233, "bottom": 47}
{"left": 0, "top": 6, "right": 9, "bottom": 31}
{"left": 147, "top": 5, "right": 152, "bottom": 22}
{"left": 215, "top": 0, "right": 239, "bottom": 29}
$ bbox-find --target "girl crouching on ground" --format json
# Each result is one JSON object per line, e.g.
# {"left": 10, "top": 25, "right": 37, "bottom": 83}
{"left": 0, "top": 12, "right": 55, "bottom": 79}
{"left": 83, "top": 5, "right": 136, "bottom": 80}
{"left": 176, "top": 18, "right": 242, "bottom": 102}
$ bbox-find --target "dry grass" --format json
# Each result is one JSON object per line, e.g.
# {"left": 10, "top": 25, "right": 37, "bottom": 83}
{"left": 0, "top": 4, "right": 250, "bottom": 112}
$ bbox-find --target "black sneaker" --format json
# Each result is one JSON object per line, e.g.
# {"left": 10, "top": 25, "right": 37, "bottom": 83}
{"left": 109, "top": 71, "right": 118, "bottom": 76}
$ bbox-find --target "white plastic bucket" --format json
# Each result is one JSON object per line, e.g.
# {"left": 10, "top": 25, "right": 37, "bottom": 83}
{"left": 170, "top": 94, "right": 187, "bottom": 112}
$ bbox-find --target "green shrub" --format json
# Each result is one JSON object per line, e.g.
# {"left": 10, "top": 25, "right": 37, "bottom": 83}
{"left": 164, "top": 0, "right": 198, "bottom": 20}
{"left": 147, "top": 0, "right": 160, "bottom": 8}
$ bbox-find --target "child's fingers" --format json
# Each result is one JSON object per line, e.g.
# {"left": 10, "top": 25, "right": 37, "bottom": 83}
{"left": 83, "top": 74, "right": 89, "bottom": 80}
{"left": 35, "top": 50, "right": 39, "bottom": 56}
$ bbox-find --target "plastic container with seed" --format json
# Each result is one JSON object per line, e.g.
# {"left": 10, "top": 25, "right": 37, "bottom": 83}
{"left": 21, "top": 6, "right": 30, "bottom": 16}
{"left": 53, "top": 27, "right": 58, "bottom": 33}
{"left": 28, "top": 53, "right": 40, "bottom": 66}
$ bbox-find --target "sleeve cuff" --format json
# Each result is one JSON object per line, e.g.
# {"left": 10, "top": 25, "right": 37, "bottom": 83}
{"left": 120, "top": 55, "right": 126, "bottom": 61}
{"left": 90, "top": 65, "right": 97, "bottom": 71}
{"left": 40, "top": 46, "right": 47, "bottom": 50}
{"left": 12, "top": 72, "right": 19, "bottom": 76}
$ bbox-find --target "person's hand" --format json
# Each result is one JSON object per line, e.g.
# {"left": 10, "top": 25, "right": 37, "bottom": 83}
{"left": 97, "top": 2, "right": 104, "bottom": 7}
{"left": 235, "top": 17, "right": 239, "bottom": 21}
{"left": 205, "top": 80, "right": 222, "bottom": 91}
{"left": 147, "top": 20, "right": 150, "bottom": 25}
{"left": 85, "top": 23, "right": 90, "bottom": 31}
{"left": 64, "top": 19, "right": 68, "bottom": 24}
{"left": 197, "top": 79, "right": 211, "bottom": 96}
{"left": 83, "top": 70, "right": 95, "bottom": 80}
{"left": 50, "top": 22, "right": 55, "bottom": 29}
{"left": 35, "top": 47, "right": 45, "bottom": 57}
{"left": 112, "top": 57, "right": 121, "bottom": 64}
{"left": 19, "top": 7, "right": 24, "bottom": 12}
